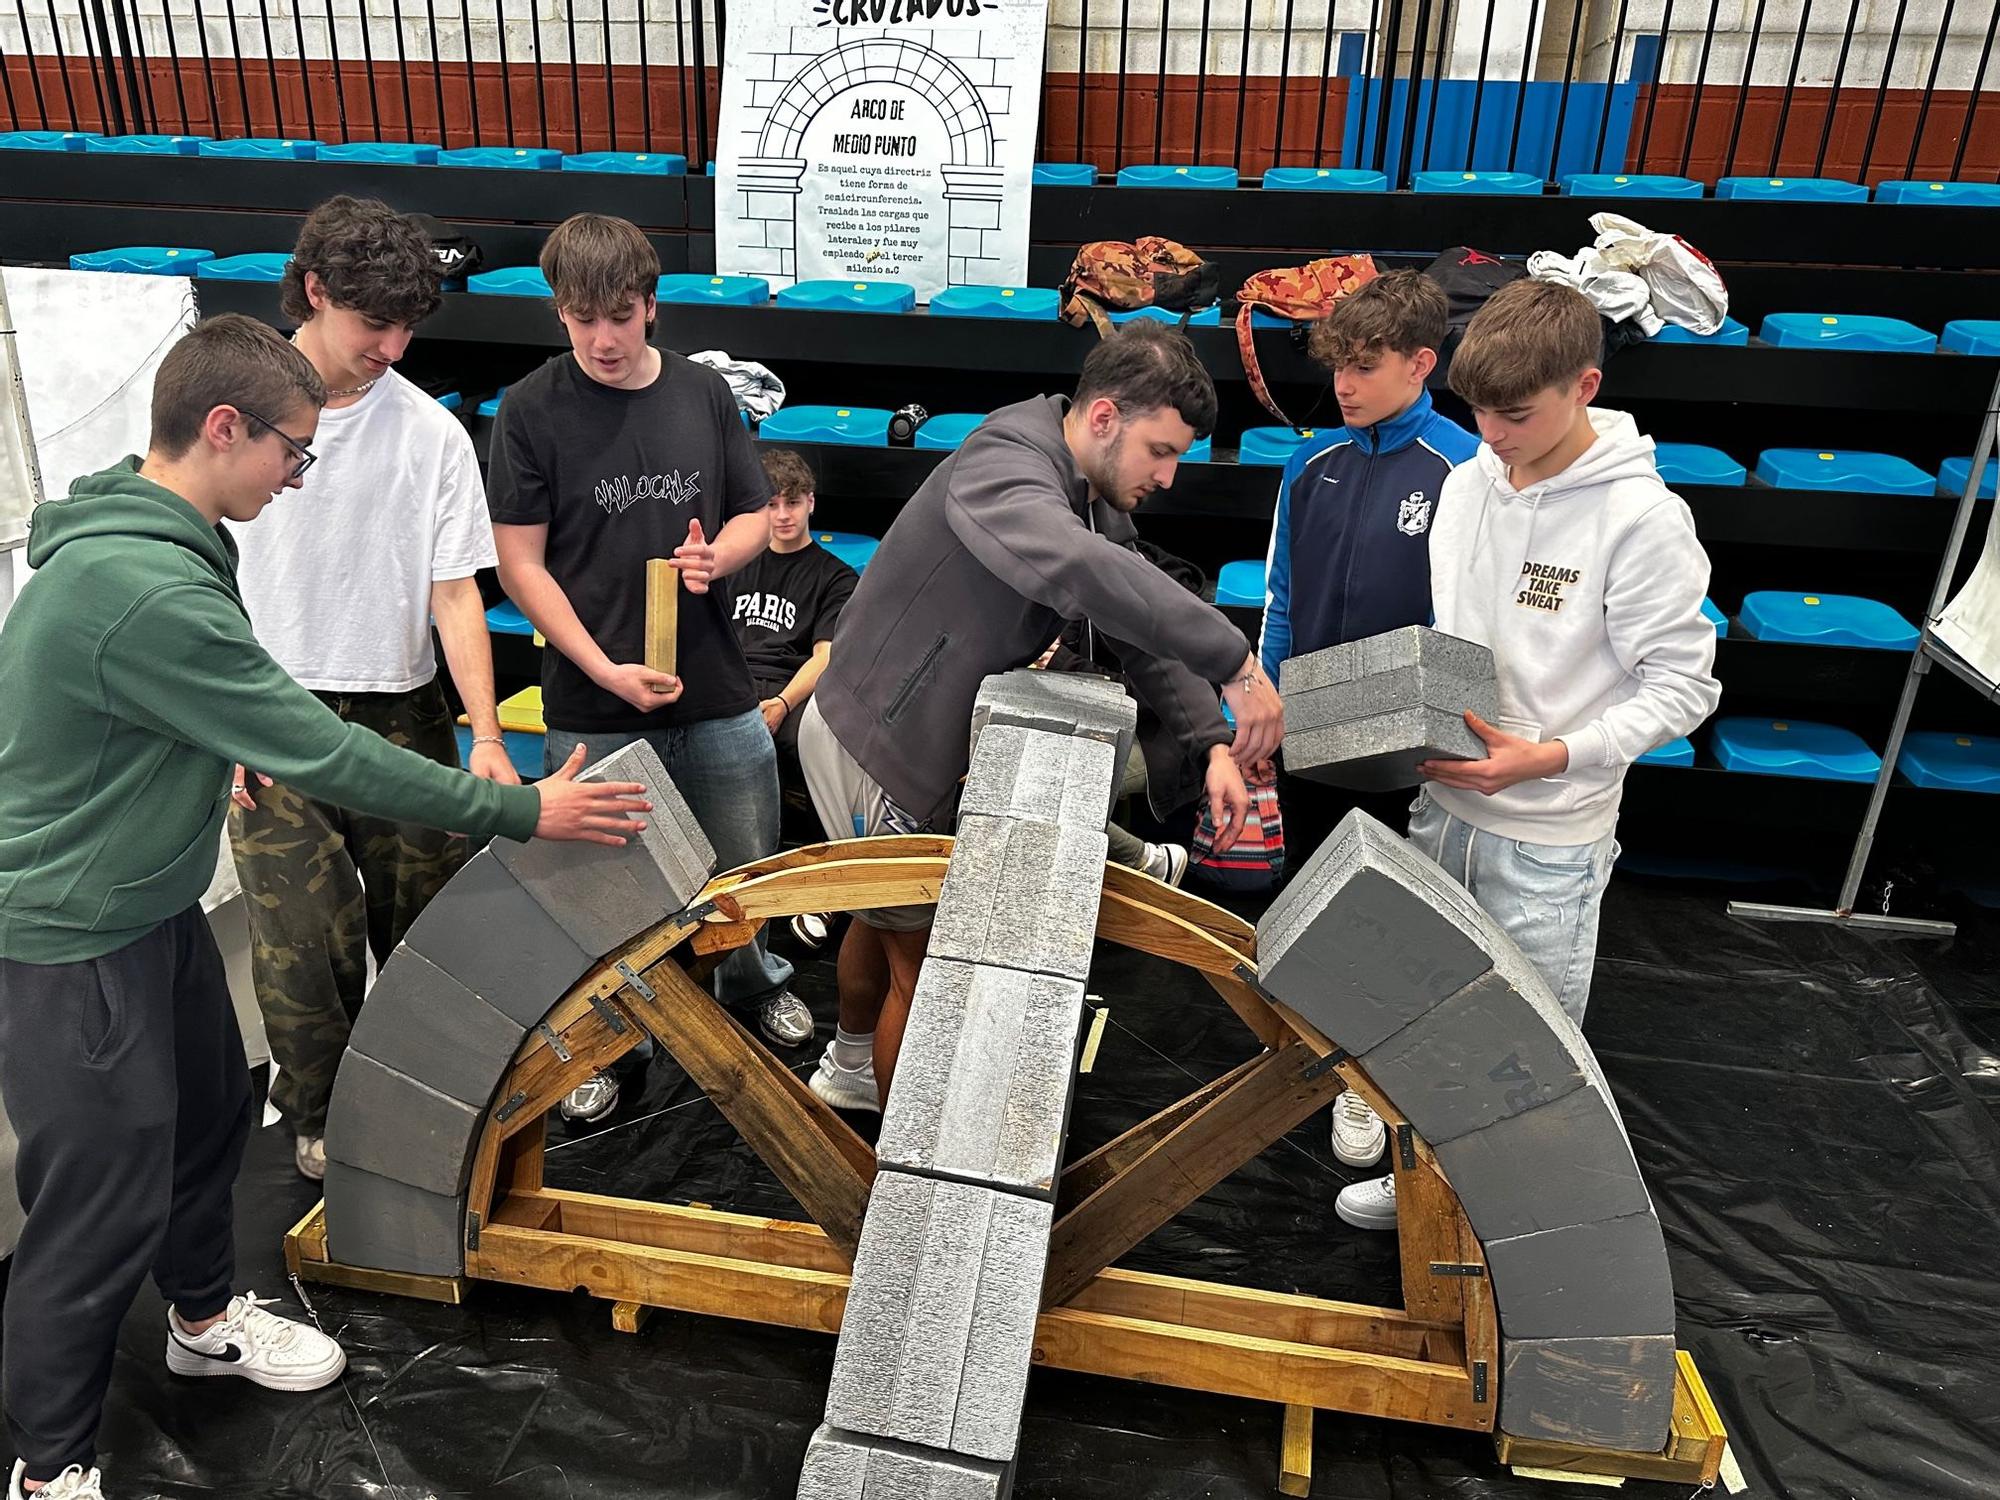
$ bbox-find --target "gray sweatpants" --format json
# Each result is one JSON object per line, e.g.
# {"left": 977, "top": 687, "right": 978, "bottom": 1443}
{"left": 0, "top": 905, "right": 251, "bottom": 1481}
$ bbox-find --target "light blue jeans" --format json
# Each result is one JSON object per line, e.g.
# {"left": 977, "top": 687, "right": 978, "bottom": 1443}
{"left": 544, "top": 711, "right": 794, "bottom": 1011}
{"left": 1405, "top": 790, "right": 1620, "bottom": 1026}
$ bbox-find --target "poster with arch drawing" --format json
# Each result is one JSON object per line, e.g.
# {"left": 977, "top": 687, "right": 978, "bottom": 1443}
{"left": 716, "top": 1, "right": 1049, "bottom": 304}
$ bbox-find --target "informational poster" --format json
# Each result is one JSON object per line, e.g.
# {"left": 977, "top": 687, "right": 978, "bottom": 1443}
{"left": 716, "top": 0, "right": 1049, "bottom": 304}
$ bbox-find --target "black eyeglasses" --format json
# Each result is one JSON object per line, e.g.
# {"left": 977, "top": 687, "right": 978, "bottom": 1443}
{"left": 237, "top": 404, "right": 317, "bottom": 481}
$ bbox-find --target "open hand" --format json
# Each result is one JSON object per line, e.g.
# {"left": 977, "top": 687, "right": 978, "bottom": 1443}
{"left": 532, "top": 743, "right": 652, "bottom": 845}
{"left": 1419, "top": 711, "right": 1569, "bottom": 796}
{"left": 672, "top": 518, "right": 718, "bottom": 594}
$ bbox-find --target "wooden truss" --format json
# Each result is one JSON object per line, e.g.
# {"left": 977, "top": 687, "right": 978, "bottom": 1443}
{"left": 287, "top": 836, "right": 1724, "bottom": 1491}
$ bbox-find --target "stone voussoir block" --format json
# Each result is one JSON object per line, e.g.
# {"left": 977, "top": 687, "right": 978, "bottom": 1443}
{"left": 1498, "top": 1333, "right": 1679, "bottom": 1452}
{"left": 1483, "top": 1211, "right": 1677, "bottom": 1341}
{"left": 797, "top": 1425, "right": 1014, "bottom": 1500}
{"left": 322, "top": 1161, "right": 466, "bottom": 1278}
{"left": 928, "top": 814, "right": 1107, "bottom": 983}
{"left": 1280, "top": 625, "right": 1497, "bottom": 790}
{"left": 323, "top": 1050, "right": 485, "bottom": 1197}
{"left": 957, "top": 724, "right": 1119, "bottom": 831}
{"left": 399, "top": 848, "right": 598, "bottom": 1029}
{"left": 970, "top": 670, "right": 1136, "bottom": 814}
{"left": 344, "top": 945, "right": 527, "bottom": 1108}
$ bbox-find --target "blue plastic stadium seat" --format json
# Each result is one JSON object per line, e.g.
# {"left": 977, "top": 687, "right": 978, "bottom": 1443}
{"left": 912, "top": 413, "right": 986, "bottom": 451}
{"left": 467, "top": 266, "right": 553, "bottom": 298}
{"left": 0, "top": 131, "right": 85, "bottom": 151}
{"left": 1116, "top": 165, "right": 1239, "bottom": 189}
{"left": 1654, "top": 443, "right": 1746, "bottom": 487}
{"left": 435, "top": 392, "right": 463, "bottom": 412}
{"left": 814, "top": 531, "right": 879, "bottom": 573}
{"left": 1715, "top": 176, "right": 1866, "bottom": 202}
{"left": 455, "top": 724, "right": 544, "bottom": 780}
{"left": 69, "top": 246, "right": 215, "bottom": 276}
{"left": 1739, "top": 591, "right": 1918, "bottom": 650}
{"left": 1939, "top": 457, "right": 1998, "bottom": 499}
{"left": 1754, "top": 448, "right": 1937, "bottom": 495}
{"left": 1898, "top": 731, "right": 2000, "bottom": 792}
{"left": 1702, "top": 597, "right": 1727, "bottom": 636}
{"left": 1261, "top": 167, "right": 1388, "bottom": 192}
{"left": 477, "top": 391, "right": 506, "bottom": 418}
{"left": 1561, "top": 173, "right": 1702, "bottom": 198}
{"left": 656, "top": 273, "right": 771, "bottom": 306}
{"left": 759, "top": 405, "right": 893, "bottom": 446}
{"left": 438, "top": 146, "right": 562, "bottom": 170}
{"left": 929, "top": 285, "right": 1060, "bottom": 320}
{"left": 1413, "top": 170, "right": 1542, "bottom": 195}
{"left": 199, "top": 137, "right": 319, "bottom": 160}
{"left": 1759, "top": 312, "right": 1938, "bottom": 353}
{"left": 776, "top": 280, "right": 917, "bottom": 313}
{"left": 1941, "top": 320, "right": 2000, "bottom": 357}
{"left": 705, "top": 161, "right": 716, "bottom": 175}
{"left": 1033, "top": 162, "right": 1096, "bottom": 186}
{"left": 194, "top": 252, "right": 291, "bottom": 283}
{"left": 1638, "top": 736, "right": 1696, "bottom": 767}
{"left": 83, "top": 133, "right": 206, "bottom": 155}
{"left": 1652, "top": 316, "right": 1749, "bottom": 346}
{"left": 1108, "top": 304, "right": 1222, "bottom": 326}
{"left": 1875, "top": 180, "right": 2000, "bottom": 206}
{"left": 1215, "top": 560, "right": 1267, "bottom": 608}
{"left": 1184, "top": 436, "right": 1213, "bottom": 463}
{"left": 1237, "top": 427, "right": 1325, "bottom": 466}
{"left": 1712, "top": 717, "right": 1881, "bottom": 782}
{"left": 315, "top": 142, "right": 438, "bottom": 165}
{"left": 486, "top": 601, "right": 535, "bottom": 637}
{"left": 562, "top": 151, "right": 686, "bottom": 174}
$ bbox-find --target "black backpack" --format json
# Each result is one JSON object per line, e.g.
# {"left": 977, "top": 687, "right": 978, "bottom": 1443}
{"left": 407, "top": 212, "right": 484, "bottom": 282}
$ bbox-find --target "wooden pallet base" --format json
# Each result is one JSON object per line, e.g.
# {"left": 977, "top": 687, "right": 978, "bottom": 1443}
{"left": 1495, "top": 1351, "right": 1727, "bottom": 1487}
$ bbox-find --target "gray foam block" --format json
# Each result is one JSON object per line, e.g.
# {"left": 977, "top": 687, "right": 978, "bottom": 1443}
{"left": 956, "top": 725, "right": 1119, "bottom": 831}
{"left": 345, "top": 946, "right": 527, "bottom": 1108}
{"left": 489, "top": 740, "right": 716, "bottom": 958}
{"left": 950, "top": 1191, "right": 1054, "bottom": 1461}
{"left": 928, "top": 815, "right": 1108, "bottom": 983}
{"left": 322, "top": 1161, "right": 465, "bottom": 1278}
{"left": 1498, "top": 1334, "right": 1679, "bottom": 1452}
{"left": 970, "top": 671, "right": 1136, "bottom": 799}
{"left": 324, "top": 1050, "right": 484, "bottom": 1196}
{"left": 1484, "top": 1213, "right": 1676, "bottom": 1340}
{"left": 400, "top": 849, "right": 598, "bottom": 1028}
{"left": 875, "top": 960, "right": 1087, "bottom": 1200}
{"left": 1280, "top": 626, "right": 1497, "bottom": 791}
{"left": 797, "top": 1426, "right": 1014, "bottom": 1500}
{"left": 1434, "top": 1085, "right": 1654, "bottom": 1242}
{"left": 1283, "top": 710, "right": 1490, "bottom": 792}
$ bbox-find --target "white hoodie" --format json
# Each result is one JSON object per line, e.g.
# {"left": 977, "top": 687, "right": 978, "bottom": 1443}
{"left": 1428, "top": 408, "right": 1721, "bottom": 844}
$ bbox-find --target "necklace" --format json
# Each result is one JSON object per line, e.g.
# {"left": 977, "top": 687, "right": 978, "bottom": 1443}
{"left": 326, "top": 377, "right": 378, "bottom": 398}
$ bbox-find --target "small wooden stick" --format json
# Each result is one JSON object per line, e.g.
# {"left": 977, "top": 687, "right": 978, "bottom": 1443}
{"left": 645, "top": 558, "right": 679, "bottom": 677}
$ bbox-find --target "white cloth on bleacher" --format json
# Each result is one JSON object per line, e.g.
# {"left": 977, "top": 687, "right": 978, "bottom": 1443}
{"left": 1527, "top": 249, "right": 1661, "bottom": 335}
{"left": 690, "top": 349, "right": 787, "bottom": 421}
{"left": 1587, "top": 212, "right": 1729, "bottom": 335}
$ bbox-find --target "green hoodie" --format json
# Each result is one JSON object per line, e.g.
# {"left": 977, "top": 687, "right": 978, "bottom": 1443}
{"left": 0, "top": 458, "right": 542, "bottom": 963}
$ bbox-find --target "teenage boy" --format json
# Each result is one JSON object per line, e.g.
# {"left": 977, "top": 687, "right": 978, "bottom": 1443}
{"left": 729, "top": 448, "right": 858, "bottom": 794}
{"left": 489, "top": 213, "right": 811, "bottom": 1127}
{"left": 799, "top": 322, "right": 1283, "bottom": 1113}
{"left": 228, "top": 195, "right": 516, "bottom": 1183}
{"left": 0, "top": 314, "right": 648, "bottom": 1500}
{"left": 1257, "top": 270, "right": 1478, "bottom": 1175}
{"left": 1334, "top": 278, "right": 1721, "bottom": 1232}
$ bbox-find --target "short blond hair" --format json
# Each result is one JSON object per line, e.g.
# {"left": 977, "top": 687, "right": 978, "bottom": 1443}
{"left": 1447, "top": 279, "right": 1602, "bottom": 409}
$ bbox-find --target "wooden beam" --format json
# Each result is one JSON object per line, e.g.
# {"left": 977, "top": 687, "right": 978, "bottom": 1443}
{"left": 1095, "top": 887, "right": 1249, "bottom": 978}
{"left": 1395, "top": 1147, "right": 1468, "bottom": 1325}
{"left": 612, "top": 1300, "right": 657, "bottom": 1334}
{"left": 1099, "top": 862, "right": 1255, "bottom": 953}
{"left": 713, "top": 855, "right": 950, "bottom": 922}
{"left": 1279, "top": 1404, "right": 1313, "bottom": 1497}
{"left": 629, "top": 960, "right": 876, "bottom": 1257}
{"left": 1494, "top": 1351, "right": 1726, "bottom": 1485}
{"left": 645, "top": 558, "right": 678, "bottom": 676}
{"left": 1042, "top": 1042, "right": 1349, "bottom": 1308}
{"left": 1057, "top": 1056, "right": 1263, "bottom": 1213}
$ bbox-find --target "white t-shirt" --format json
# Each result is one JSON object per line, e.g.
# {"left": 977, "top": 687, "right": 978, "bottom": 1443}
{"left": 230, "top": 369, "right": 497, "bottom": 693}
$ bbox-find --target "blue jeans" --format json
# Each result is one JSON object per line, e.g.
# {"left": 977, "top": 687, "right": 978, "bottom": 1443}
{"left": 1405, "top": 790, "right": 1619, "bottom": 1026}
{"left": 544, "top": 712, "right": 794, "bottom": 1011}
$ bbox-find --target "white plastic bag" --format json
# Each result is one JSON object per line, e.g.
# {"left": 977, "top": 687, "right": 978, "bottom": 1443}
{"left": 1527, "top": 248, "right": 1661, "bottom": 335}
{"left": 1588, "top": 212, "right": 1729, "bottom": 335}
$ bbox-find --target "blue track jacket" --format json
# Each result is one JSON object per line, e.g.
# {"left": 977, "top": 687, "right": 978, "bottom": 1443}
{"left": 1258, "top": 391, "right": 1479, "bottom": 677}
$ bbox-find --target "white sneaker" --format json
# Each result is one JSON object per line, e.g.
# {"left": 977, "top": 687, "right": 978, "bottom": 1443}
{"left": 293, "top": 1135, "right": 326, "bottom": 1182}
{"left": 1336, "top": 1174, "right": 1398, "bottom": 1231}
{"left": 164, "top": 1292, "right": 346, "bottom": 1391}
{"left": 1140, "top": 842, "right": 1190, "bottom": 887}
{"left": 808, "top": 1050, "right": 881, "bottom": 1114}
{"left": 10, "top": 1460, "right": 106, "bottom": 1499}
{"left": 757, "top": 990, "right": 815, "bottom": 1047}
{"left": 790, "top": 911, "right": 832, "bottom": 948}
{"left": 1329, "top": 1090, "right": 1386, "bottom": 1167}
{"left": 560, "top": 1070, "right": 621, "bottom": 1123}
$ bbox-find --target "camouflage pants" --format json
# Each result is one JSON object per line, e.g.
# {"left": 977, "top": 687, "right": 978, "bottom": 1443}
{"left": 228, "top": 679, "right": 469, "bottom": 1137}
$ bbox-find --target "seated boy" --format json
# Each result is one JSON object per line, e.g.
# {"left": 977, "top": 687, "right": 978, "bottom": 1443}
{"left": 1334, "top": 278, "right": 1721, "bottom": 1231}
{"left": 1258, "top": 269, "right": 1477, "bottom": 1173}
{"left": 729, "top": 448, "right": 859, "bottom": 798}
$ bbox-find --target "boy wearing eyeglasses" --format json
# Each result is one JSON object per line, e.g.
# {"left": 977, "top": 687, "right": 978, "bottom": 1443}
{"left": 222, "top": 196, "right": 515, "bottom": 1183}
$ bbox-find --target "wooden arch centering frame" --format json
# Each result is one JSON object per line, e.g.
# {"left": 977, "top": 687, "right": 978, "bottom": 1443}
{"left": 286, "top": 835, "right": 1725, "bottom": 1493}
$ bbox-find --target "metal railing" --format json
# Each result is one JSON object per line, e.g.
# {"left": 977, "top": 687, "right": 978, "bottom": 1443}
{"left": 1, "top": 1, "right": 1994, "bottom": 186}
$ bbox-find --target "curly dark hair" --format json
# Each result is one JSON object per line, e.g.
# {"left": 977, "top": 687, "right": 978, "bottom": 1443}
{"left": 761, "top": 447, "right": 816, "bottom": 499}
{"left": 1307, "top": 269, "right": 1449, "bottom": 370}
{"left": 280, "top": 194, "right": 444, "bottom": 327}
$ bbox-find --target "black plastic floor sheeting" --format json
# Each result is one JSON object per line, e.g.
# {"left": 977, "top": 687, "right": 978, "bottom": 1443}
{"left": 22, "top": 880, "right": 2000, "bottom": 1499}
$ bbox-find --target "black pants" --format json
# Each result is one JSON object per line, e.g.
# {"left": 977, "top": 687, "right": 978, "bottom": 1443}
{"left": 0, "top": 905, "right": 251, "bottom": 1480}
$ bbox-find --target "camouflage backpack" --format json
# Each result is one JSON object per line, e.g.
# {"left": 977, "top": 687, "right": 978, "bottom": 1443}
{"left": 1060, "top": 237, "right": 1220, "bottom": 335}
{"left": 1235, "top": 254, "right": 1380, "bottom": 426}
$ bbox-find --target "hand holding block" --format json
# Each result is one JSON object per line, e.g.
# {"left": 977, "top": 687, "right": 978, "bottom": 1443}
{"left": 645, "top": 558, "right": 679, "bottom": 677}
{"left": 1279, "top": 625, "right": 1498, "bottom": 791}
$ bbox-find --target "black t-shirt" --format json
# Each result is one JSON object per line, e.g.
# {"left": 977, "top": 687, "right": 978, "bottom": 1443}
{"left": 487, "top": 351, "right": 770, "bottom": 731}
{"left": 729, "top": 541, "right": 859, "bottom": 695}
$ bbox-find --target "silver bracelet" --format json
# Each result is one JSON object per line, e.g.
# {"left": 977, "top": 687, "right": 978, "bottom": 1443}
{"left": 472, "top": 734, "right": 506, "bottom": 746}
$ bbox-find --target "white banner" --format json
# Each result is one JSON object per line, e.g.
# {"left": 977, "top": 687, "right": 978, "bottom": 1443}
{"left": 1933, "top": 436, "right": 2000, "bottom": 689}
{"left": 715, "top": 0, "right": 1049, "bottom": 304}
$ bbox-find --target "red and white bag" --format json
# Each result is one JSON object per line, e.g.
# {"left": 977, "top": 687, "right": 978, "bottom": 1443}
{"left": 1586, "top": 212, "right": 1729, "bottom": 336}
